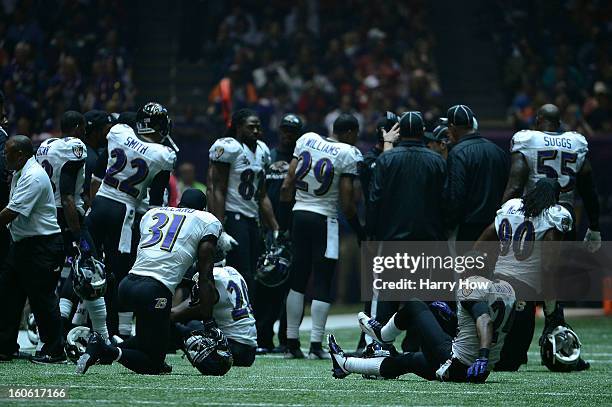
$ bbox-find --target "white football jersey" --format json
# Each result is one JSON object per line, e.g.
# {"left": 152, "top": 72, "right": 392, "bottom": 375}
{"left": 36, "top": 137, "right": 87, "bottom": 211}
{"left": 96, "top": 124, "right": 176, "bottom": 207}
{"left": 452, "top": 276, "right": 516, "bottom": 368}
{"left": 130, "top": 207, "right": 222, "bottom": 293}
{"left": 510, "top": 130, "right": 588, "bottom": 205}
{"left": 292, "top": 132, "right": 363, "bottom": 217}
{"left": 209, "top": 137, "right": 271, "bottom": 218}
{"left": 213, "top": 266, "right": 257, "bottom": 347}
{"left": 493, "top": 198, "right": 572, "bottom": 293}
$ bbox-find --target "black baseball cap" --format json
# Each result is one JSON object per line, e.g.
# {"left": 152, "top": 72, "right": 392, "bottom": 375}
{"left": 423, "top": 125, "right": 449, "bottom": 143}
{"left": 84, "top": 110, "right": 113, "bottom": 133}
{"left": 446, "top": 104, "right": 475, "bottom": 127}
{"left": 399, "top": 111, "right": 424, "bottom": 138}
{"left": 280, "top": 113, "right": 303, "bottom": 132}
{"left": 179, "top": 188, "right": 207, "bottom": 211}
{"left": 376, "top": 111, "right": 399, "bottom": 140}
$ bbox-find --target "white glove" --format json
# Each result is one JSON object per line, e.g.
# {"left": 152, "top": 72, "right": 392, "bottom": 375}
{"left": 218, "top": 231, "right": 238, "bottom": 253}
{"left": 583, "top": 228, "right": 601, "bottom": 253}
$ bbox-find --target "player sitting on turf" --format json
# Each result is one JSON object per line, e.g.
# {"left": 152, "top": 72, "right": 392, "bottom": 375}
{"left": 328, "top": 272, "right": 516, "bottom": 383}
{"left": 482, "top": 178, "right": 590, "bottom": 371}
{"left": 171, "top": 252, "right": 257, "bottom": 367}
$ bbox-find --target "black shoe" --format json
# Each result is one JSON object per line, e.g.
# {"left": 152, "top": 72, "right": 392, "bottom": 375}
{"left": 160, "top": 360, "right": 173, "bottom": 374}
{"left": 308, "top": 342, "right": 331, "bottom": 360}
{"left": 0, "top": 351, "right": 32, "bottom": 361}
{"left": 284, "top": 340, "right": 305, "bottom": 359}
{"left": 30, "top": 352, "right": 67, "bottom": 364}
{"left": 271, "top": 345, "right": 287, "bottom": 354}
{"left": 76, "top": 332, "right": 116, "bottom": 374}
{"left": 256, "top": 347, "right": 270, "bottom": 355}
{"left": 328, "top": 334, "right": 349, "bottom": 379}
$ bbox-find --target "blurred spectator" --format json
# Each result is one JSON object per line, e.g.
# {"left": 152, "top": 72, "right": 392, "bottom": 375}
{"left": 176, "top": 162, "right": 207, "bottom": 197}
{"left": 495, "top": 1, "right": 611, "bottom": 133}
{"left": 190, "top": 0, "right": 443, "bottom": 140}
{"left": 0, "top": 1, "right": 135, "bottom": 138}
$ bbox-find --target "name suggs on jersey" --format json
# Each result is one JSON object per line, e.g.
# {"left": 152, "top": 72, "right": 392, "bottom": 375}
{"left": 543, "top": 136, "right": 572, "bottom": 149}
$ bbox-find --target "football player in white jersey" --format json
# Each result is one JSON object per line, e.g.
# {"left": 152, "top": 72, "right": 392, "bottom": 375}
{"left": 172, "top": 257, "right": 257, "bottom": 367}
{"left": 328, "top": 275, "right": 515, "bottom": 383}
{"left": 36, "top": 111, "right": 110, "bottom": 345}
{"left": 208, "top": 109, "right": 279, "bottom": 294}
{"left": 87, "top": 102, "right": 177, "bottom": 339}
{"left": 500, "top": 104, "right": 598, "bottom": 368}
{"left": 77, "top": 189, "right": 223, "bottom": 374}
{"left": 480, "top": 179, "right": 590, "bottom": 371}
{"left": 503, "top": 103, "right": 600, "bottom": 246}
{"left": 279, "top": 113, "right": 364, "bottom": 359}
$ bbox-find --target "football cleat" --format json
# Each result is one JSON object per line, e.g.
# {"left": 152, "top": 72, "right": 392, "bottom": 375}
{"left": 308, "top": 346, "right": 331, "bottom": 360}
{"left": 284, "top": 340, "right": 305, "bottom": 359}
{"left": 327, "top": 334, "right": 349, "bottom": 379}
{"left": 30, "top": 351, "right": 67, "bottom": 365}
{"left": 357, "top": 312, "right": 391, "bottom": 344}
{"left": 76, "top": 332, "right": 116, "bottom": 374}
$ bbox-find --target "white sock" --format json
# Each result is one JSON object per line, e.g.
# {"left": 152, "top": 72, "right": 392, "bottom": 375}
{"left": 72, "top": 302, "right": 88, "bottom": 325}
{"left": 118, "top": 312, "right": 133, "bottom": 336}
{"left": 83, "top": 298, "right": 109, "bottom": 340}
{"left": 59, "top": 298, "right": 73, "bottom": 319}
{"left": 381, "top": 313, "right": 403, "bottom": 343}
{"left": 286, "top": 290, "right": 304, "bottom": 340}
{"left": 310, "top": 300, "right": 331, "bottom": 344}
{"left": 344, "top": 356, "right": 385, "bottom": 376}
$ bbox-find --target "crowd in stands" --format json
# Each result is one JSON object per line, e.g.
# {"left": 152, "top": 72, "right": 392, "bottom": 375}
{"left": 493, "top": 0, "right": 612, "bottom": 133}
{"left": 178, "top": 0, "right": 443, "bottom": 143}
{"left": 0, "top": 0, "right": 136, "bottom": 140}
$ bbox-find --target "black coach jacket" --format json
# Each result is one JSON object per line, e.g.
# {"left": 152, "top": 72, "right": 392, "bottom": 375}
{"left": 367, "top": 140, "right": 446, "bottom": 241}
{"left": 443, "top": 133, "right": 509, "bottom": 229}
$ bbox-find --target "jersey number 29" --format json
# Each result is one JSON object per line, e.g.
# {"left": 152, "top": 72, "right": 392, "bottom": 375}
{"left": 295, "top": 151, "right": 334, "bottom": 196}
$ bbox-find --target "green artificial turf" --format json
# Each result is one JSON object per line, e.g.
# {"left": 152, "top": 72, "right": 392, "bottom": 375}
{"left": 0, "top": 316, "right": 610, "bottom": 406}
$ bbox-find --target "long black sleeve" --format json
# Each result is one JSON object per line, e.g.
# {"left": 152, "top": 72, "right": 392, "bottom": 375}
{"left": 149, "top": 170, "right": 171, "bottom": 206}
{"left": 444, "top": 152, "right": 467, "bottom": 230}
{"left": 576, "top": 159, "right": 600, "bottom": 230}
{"left": 366, "top": 158, "right": 384, "bottom": 238}
{"left": 59, "top": 160, "right": 86, "bottom": 196}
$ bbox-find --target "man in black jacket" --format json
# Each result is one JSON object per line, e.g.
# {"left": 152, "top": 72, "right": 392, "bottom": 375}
{"left": 0, "top": 91, "right": 9, "bottom": 261}
{"left": 368, "top": 112, "right": 446, "bottom": 241}
{"left": 443, "top": 105, "right": 508, "bottom": 252}
{"left": 366, "top": 112, "right": 447, "bottom": 344}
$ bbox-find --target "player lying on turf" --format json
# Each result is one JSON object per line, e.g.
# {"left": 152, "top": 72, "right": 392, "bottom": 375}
{"left": 171, "top": 257, "right": 257, "bottom": 367}
{"left": 329, "top": 274, "right": 516, "bottom": 383}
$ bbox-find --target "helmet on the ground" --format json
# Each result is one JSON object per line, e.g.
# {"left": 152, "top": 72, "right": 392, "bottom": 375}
{"left": 183, "top": 329, "right": 233, "bottom": 376}
{"left": 540, "top": 325, "right": 582, "bottom": 372}
{"left": 73, "top": 255, "right": 107, "bottom": 300}
{"left": 65, "top": 326, "right": 91, "bottom": 363}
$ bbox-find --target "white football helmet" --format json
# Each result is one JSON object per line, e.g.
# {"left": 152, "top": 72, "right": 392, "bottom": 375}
{"left": 540, "top": 325, "right": 582, "bottom": 372}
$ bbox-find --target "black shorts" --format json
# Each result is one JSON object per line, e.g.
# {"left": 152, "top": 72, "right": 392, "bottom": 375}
{"left": 118, "top": 274, "right": 172, "bottom": 366}
{"left": 290, "top": 210, "right": 337, "bottom": 301}
{"left": 228, "top": 338, "right": 256, "bottom": 367}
